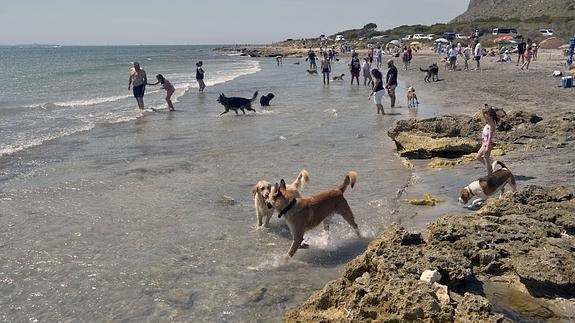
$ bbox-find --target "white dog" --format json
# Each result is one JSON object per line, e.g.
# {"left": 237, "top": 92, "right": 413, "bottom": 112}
{"left": 251, "top": 170, "right": 309, "bottom": 229}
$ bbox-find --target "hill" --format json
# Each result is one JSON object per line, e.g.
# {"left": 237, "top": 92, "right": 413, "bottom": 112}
{"left": 452, "top": 0, "right": 575, "bottom": 23}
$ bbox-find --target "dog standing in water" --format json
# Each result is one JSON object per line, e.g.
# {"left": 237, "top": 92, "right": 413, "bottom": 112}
{"left": 407, "top": 86, "right": 419, "bottom": 108}
{"left": 216, "top": 91, "right": 258, "bottom": 116}
{"left": 459, "top": 161, "right": 517, "bottom": 207}
{"left": 266, "top": 171, "right": 361, "bottom": 260}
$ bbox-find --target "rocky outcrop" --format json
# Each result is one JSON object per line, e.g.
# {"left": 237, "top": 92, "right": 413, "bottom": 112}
{"left": 385, "top": 111, "right": 574, "bottom": 159}
{"left": 284, "top": 185, "right": 574, "bottom": 322}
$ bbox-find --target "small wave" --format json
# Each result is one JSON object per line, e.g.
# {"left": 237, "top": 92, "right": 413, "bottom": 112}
{"left": 26, "top": 94, "right": 131, "bottom": 109}
{"left": 0, "top": 123, "right": 95, "bottom": 157}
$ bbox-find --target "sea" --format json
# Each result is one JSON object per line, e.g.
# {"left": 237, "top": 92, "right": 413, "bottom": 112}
{"left": 0, "top": 45, "right": 447, "bottom": 322}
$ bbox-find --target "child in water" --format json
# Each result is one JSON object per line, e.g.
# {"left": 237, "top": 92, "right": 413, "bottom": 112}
{"left": 475, "top": 104, "right": 500, "bottom": 174}
{"left": 148, "top": 74, "right": 175, "bottom": 111}
{"left": 196, "top": 61, "right": 206, "bottom": 92}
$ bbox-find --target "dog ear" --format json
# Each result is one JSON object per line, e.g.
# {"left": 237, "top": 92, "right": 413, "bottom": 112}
{"left": 279, "top": 179, "right": 286, "bottom": 190}
{"left": 251, "top": 184, "right": 258, "bottom": 196}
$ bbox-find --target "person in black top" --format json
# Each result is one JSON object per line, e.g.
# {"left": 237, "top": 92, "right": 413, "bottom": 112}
{"left": 349, "top": 52, "right": 361, "bottom": 85}
{"left": 368, "top": 68, "right": 385, "bottom": 114}
{"left": 307, "top": 48, "right": 317, "bottom": 70}
{"left": 385, "top": 59, "right": 398, "bottom": 108}
{"left": 196, "top": 61, "right": 205, "bottom": 93}
{"left": 516, "top": 37, "right": 526, "bottom": 66}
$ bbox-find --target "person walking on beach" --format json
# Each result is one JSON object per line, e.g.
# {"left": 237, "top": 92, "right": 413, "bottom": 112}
{"left": 375, "top": 46, "right": 383, "bottom": 69}
{"left": 147, "top": 74, "right": 176, "bottom": 111}
{"left": 362, "top": 57, "right": 372, "bottom": 86}
{"left": 447, "top": 44, "right": 459, "bottom": 71}
{"left": 516, "top": 36, "right": 526, "bottom": 66}
{"left": 196, "top": 61, "right": 206, "bottom": 93}
{"left": 321, "top": 52, "right": 331, "bottom": 85}
{"left": 385, "top": 59, "right": 398, "bottom": 108}
{"left": 128, "top": 62, "right": 147, "bottom": 110}
{"left": 473, "top": 41, "right": 483, "bottom": 70}
{"left": 349, "top": 52, "right": 361, "bottom": 85}
{"left": 368, "top": 68, "right": 385, "bottom": 114}
{"left": 475, "top": 105, "right": 500, "bottom": 174}
{"left": 462, "top": 44, "right": 471, "bottom": 71}
{"left": 521, "top": 45, "right": 533, "bottom": 70}
{"left": 401, "top": 46, "right": 410, "bottom": 71}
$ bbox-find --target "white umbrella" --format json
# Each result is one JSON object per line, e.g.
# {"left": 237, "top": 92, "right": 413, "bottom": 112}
{"left": 434, "top": 38, "right": 449, "bottom": 43}
{"left": 389, "top": 39, "right": 401, "bottom": 46}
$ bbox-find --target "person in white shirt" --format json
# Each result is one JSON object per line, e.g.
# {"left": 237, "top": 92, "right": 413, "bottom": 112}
{"left": 448, "top": 46, "right": 459, "bottom": 71}
{"left": 361, "top": 57, "right": 372, "bottom": 86}
{"left": 474, "top": 41, "right": 483, "bottom": 70}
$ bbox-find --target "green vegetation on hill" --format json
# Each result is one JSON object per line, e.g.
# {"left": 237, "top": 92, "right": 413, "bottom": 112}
{"left": 453, "top": 0, "right": 575, "bottom": 23}
{"left": 329, "top": 15, "right": 574, "bottom": 43}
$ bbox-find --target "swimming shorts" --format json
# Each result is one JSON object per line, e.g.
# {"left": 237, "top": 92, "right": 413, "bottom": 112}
{"left": 133, "top": 84, "right": 145, "bottom": 98}
{"left": 474, "top": 56, "right": 481, "bottom": 61}
{"left": 322, "top": 68, "right": 330, "bottom": 73}
{"left": 351, "top": 71, "right": 360, "bottom": 77}
{"left": 373, "top": 89, "right": 385, "bottom": 105}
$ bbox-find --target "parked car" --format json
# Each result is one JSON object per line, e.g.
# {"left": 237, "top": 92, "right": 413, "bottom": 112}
{"left": 402, "top": 35, "right": 413, "bottom": 41}
{"left": 412, "top": 34, "right": 426, "bottom": 40}
{"left": 539, "top": 28, "right": 554, "bottom": 36}
{"left": 335, "top": 34, "right": 345, "bottom": 41}
{"left": 455, "top": 34, "right": 469, "bottom": 40}
{"left": 442, "top": 32, "right": 456, "bottom": 41}
{"left": 491, "top": 27, "right": 518, "bottom": 36}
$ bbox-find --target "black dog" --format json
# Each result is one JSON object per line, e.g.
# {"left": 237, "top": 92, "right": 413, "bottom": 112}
{"left": 420, "top": 64, "right": 439, "bottom": 82}
{"left": 216, "top": 91, "right": 258, "bottom": 116}
{"left": 259, "top": 93, "right": 275, "bottom": 106}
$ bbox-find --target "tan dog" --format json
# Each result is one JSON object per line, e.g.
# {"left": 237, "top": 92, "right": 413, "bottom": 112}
{"left": 267, "top": 171, "right": 361, "bottom": 258}
{"left": 251, "top": 170, "right": 309, "bottom": 229}
{"left": 332, "top": 73, "right": 345, "bottom": 80}
{"left": 407, "top": 86, "right": 419, "bottom": 108}
{"left": 459, "top": 161, "right": 517, "bottom": 207}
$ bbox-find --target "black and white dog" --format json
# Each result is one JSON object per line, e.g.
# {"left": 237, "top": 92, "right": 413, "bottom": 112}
{"left": 259, "top": 93, "right": 275, "bottom": 106}
{"left": 216, "top": 91, "right": 258, "bottom": 116}
{"left": 459, "top": 161, "right": 517, "bottom": 207}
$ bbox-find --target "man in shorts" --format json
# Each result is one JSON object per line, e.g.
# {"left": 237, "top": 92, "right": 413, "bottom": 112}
{"left": 473, "top": 41, "right": 483, "bottom": 70}
{"left": 385, "top": 59, "right": 398, "bottom": 108}
{"left": 128, "top": 62, "right": 147, "bottom": 110}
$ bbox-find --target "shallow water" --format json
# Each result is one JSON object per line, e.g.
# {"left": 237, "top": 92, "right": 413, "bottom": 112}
{"left": 0, "top": 51, "right": 444, "bottom": 321}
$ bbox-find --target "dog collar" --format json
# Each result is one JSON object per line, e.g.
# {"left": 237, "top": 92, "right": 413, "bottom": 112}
{"left": 467, "top": 186, "right": 475, "bottom": 196}
{"left": 278, "top": 199, "right": 297, "bottom": 218}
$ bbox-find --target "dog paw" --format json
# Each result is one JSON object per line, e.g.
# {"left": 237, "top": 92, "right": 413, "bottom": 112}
{"left": 299, "top": 243, "right": 310, "bottom": 249}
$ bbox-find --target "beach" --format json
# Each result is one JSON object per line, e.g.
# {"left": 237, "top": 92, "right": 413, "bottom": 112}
{"left": 0, "top": 44, "right": 574, "bottom": 322}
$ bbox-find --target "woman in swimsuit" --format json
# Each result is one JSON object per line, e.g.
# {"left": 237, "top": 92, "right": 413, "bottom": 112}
{"left": 148, "top": 74, "right": 176, "bottom": 111}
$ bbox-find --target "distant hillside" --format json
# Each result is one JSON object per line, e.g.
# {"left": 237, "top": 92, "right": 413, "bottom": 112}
{"left": 452, "top": 0, "right": 575, "bottom": 23}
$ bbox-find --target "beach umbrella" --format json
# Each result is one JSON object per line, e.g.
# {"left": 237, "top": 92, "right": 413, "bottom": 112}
{"left": 410, "top": 41, "right": 421, "bottom": 46}
{"left": 389, "top": 39, "right": 401, "bottom": 46}
{"left": 434, "top": 38, "right": 449, "bottom": 43}
{"left": 494, "top": 35, "right": 514, "bottom": 43}
{"left": 538, "top": 37, "right": 565, "bottom": 49}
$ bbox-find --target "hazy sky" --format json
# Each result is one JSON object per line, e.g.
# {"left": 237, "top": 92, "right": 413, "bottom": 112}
{"left": 0, "top": 0, "right": 469, "bottom": 45}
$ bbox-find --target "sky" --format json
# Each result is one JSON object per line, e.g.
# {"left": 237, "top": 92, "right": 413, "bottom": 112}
{"left": 0, "top": 0, "right": 469, "bottom": 45}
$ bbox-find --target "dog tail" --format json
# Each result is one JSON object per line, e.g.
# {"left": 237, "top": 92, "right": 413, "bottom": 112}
{"left": 492, "top": 160, "right": 508, "bottom": 171}
{"left": 338, "top": 171, "right": 357, "bottom": 193}
{"left": 420, "top": 67, "right": 428, "bottom": 72}
{"left": 292, "top": 169, "right": 310, "bottom": 190}
{"left": 251, "top": 91, "right": 259, "bottom": 102}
